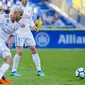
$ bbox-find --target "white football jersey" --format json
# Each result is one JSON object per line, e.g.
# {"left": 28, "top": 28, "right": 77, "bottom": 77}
{"left": 0, "top": 14, "right": 19, "bottom": 41}
{"left": 11, "top": 2, "right": 35, "bottom": 33}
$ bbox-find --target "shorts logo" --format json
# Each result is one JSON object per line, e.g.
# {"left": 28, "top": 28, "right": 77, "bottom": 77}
{"left": 35, "top": 32, "right": 50, "bottom": 47}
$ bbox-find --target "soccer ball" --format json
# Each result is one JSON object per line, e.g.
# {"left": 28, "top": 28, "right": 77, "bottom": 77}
{"left": 75, "top": 67, "right": 85, "bottom": 79}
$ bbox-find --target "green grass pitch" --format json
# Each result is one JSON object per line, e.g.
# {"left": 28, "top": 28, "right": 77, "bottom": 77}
{"left": 0, "top": 49, "right": 85, "bottom": 85}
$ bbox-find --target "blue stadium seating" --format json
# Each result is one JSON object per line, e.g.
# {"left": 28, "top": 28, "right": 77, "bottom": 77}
{"left": 15, "top": 0, "right": 76, "bottom": 28}
{"left": 30, "top": 0, "right": 41, "bottom": 3}
{"left": 30, "top": 0, "right": 76, "bottom": 28}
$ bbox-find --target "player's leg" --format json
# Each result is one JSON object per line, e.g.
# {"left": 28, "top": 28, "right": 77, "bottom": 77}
{"left": 29, "top": 46, "right": 45, "bottom": 76}
{"left": 0, "top": 56, "right": 13, "bottom": 84}
{"left": 11, "top": 34, "right": 24, "bottom": 76}
{"left": 25, "top": 31, "right": 45, "bottom": 76}
{"left": 29, "top": 46, "right": 41, "bottom": 71}
{"left": 11, "top": 46, "right": 23, "bottom": 76}
{"left": 0, "top": 40, "right": 13, "bottom": 84}
{"left": 2, "top": 76, "right": 13, "bottom": 84}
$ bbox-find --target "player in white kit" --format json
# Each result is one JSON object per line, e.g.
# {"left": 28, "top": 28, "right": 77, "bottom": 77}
{"left": 0, "top": 6, "right": 23, "bottom": 84}
{"left": 10, "top": 0, "right": 45, "bottom": 76}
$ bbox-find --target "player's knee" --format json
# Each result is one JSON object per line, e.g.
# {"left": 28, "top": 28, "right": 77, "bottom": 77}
{"left": 29, "top": 46, "right": 37, "bottom": 54}
{"left": 2, "top": 51, "right": 12, "bottom": 64}
{"left": 17, "top": 51, "right": 22, "bottom": 56}
{"left": 16, "top": 47, "right": 23, "bottom": 56}
{"left": 4, "top": 56, "right": 12, "bottom": 65}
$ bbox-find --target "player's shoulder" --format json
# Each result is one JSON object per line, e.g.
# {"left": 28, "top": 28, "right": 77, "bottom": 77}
{"left": 0, "top": 14, "right": 4, "bottom": 22}
{"left": 0, "top": 14, "right": 9, "bottom": 19}
{"left": 0, "top": 14, "right": 4, "bottom": 18}
{"left": 0, "top": 14, "right": 9, "bottom": 23}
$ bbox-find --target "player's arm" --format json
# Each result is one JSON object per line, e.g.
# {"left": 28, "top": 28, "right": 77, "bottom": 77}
{"left": 8, "top": 35, "right": 13, "bottom": 49}
{"left": 30, "top": 18, "right": 38, "bottom": 32}
{"left": 30, "top": 16, "right": 38, "bottom": 32}
{"left": 31, "top": 16, "right": 38, "bottom": 32}
{"left": 33, "top": 25, "right": 38, "bottom": 32}
{"left": 8, "top": 22, "right": 19, "bottom": 49}
{"left": 30, "top": 7, "right": 38, "bottom": 32}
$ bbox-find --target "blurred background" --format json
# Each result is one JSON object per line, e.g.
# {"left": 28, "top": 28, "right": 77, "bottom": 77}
{"left": 0, "top": 1, "right": 85, "bottom": 85}
{"left": 0, "top": 0, "right": 85, "bottom": 29}
{"left": 0, "top": 0, "right": 85, "bottom": 48}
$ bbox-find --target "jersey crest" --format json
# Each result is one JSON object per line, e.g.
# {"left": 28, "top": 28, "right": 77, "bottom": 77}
{"left": 6, "top": 19, "right": 9, "bottom": 24}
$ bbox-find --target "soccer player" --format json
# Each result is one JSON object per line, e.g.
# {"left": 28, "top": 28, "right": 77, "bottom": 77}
{"left": 0, "top": 6, "right": 23, "bottom": 84}
{"left": 10, "top": 0, "right": 45, "bottom": 76}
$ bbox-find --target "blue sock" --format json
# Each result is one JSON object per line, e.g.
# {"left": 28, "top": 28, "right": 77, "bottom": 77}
{"left": 12, "top": 71, "right": 16, "bottom": 73}
{"left": 38, "top": 70, "right": 42, "bottom": 72}
{"left": 2, "top": 76, "right": 5, "bottom": 80}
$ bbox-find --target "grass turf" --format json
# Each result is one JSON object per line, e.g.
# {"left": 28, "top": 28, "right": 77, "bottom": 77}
{"left": 0, "top": 49, "right": 85, "bottom": 85}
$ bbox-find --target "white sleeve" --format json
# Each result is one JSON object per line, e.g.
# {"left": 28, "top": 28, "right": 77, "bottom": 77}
{"left": 29, "top": 7, "right": 35, "bottom": 27}
{"left": 0, "top": 15, "right": 4, "bottom": 24}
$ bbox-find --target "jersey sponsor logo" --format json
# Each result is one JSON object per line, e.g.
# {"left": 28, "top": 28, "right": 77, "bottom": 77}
{"left": 2, "top": 24, "right": 17, "bottom": 34}
{"left": 2, "top": 27, "right": 14, "bottom": 34}
{"left": 4, "top": 14, "right": 9, "bottom": 18}
{"left": 35, "top": 32, "right": 50, "bottom": 47}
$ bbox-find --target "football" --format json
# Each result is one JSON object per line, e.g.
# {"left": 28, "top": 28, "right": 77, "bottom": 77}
{"left": 75, "top": 67, "right": 85, "bottom": 79}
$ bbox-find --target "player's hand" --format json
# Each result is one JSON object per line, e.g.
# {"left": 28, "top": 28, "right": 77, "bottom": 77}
{"left": 20, "top": 23, "right": 25, "bottom": 28}
{"left": 33, "top": 25, "right": 38, "bottom": 32}
{"left": 8, "top": 35, "right": 13, "bottom": 49}
{"left": 8, "top": 44, "right": 12, "bottom": 49}
{"left": 8, "top": 40, "right": 12, "bottom": 49}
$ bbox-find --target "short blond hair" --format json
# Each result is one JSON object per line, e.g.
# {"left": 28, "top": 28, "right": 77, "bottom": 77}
{"left": 10, "top": 6, "right": 23, "bottom": 15}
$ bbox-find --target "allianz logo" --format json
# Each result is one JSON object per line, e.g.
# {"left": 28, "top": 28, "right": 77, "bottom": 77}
{"left": 58, "top": 34, "right": 85, "bottom": 44}
{"left": 35, "top": 32, "right": 50, "bottom": 47}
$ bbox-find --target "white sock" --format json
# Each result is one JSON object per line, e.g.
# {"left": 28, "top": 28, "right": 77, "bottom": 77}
{"left": 32, "top": 53, "right": 41, "bottom": 71}
{"left": 12, "top": 54, "right": 20, "bottom": 72}
{"left": 0, "top": 63, "right": 10, "bottom": 78}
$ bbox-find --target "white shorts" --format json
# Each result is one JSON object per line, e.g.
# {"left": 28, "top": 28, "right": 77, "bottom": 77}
{"left": 15, "top": 31, "right": 36, "bottom": 47}
{"left": 0, "top": 38, "right": 11, "bottom": 59}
